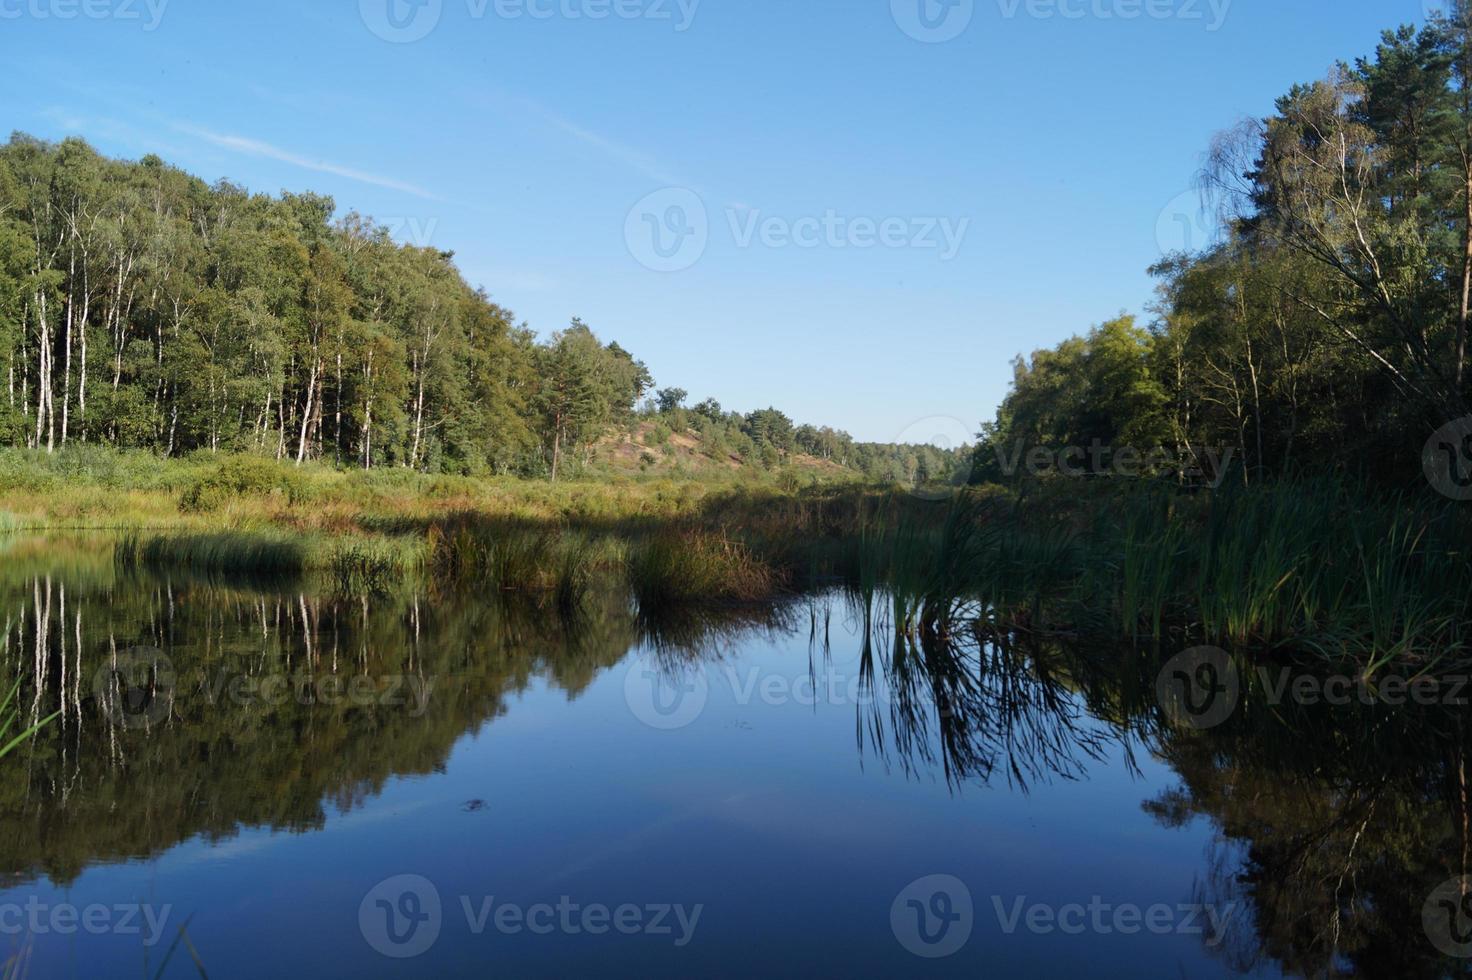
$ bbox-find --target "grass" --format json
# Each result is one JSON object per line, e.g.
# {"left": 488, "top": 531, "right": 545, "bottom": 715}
{"left": 7, "top": 448, "right": 1472, "bottom": 672}
{"left": 627, "top": 529, "right": 782, "bottom": 607}
{"left": 115, "top": 531, "right": 308, "bottom": 577}
{"left": 0, "top": 679, "right": 57, "bottom": 760}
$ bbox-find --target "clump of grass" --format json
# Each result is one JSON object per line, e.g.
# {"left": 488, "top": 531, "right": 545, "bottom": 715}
{"left": 116, "top": 532, "right": 307, "bottom": 576}
{"left": 628, "top": 530, "right": 782, "bottom": 607}
{"left": 427, "top": 518, "right": 600, "bottom": 608}
{"left": 329, "top": 541, "right": 408, "bottom": 596}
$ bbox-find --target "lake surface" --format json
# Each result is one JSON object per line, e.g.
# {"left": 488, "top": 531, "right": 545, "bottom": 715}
{"left": 0, "top": 537, "right": 1467, "bottom": 977}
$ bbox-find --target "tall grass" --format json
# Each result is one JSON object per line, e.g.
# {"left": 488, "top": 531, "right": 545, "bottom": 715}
{"left": 0, "top": 679, "right": 57, "bottom": 760}
{"left": 627, "top": 530, "right": 781, "bottom": 607}
{"left": 115, "top": 531, "right": 307, "bottom": 576}
{"left": 426, "top": 518, "right": 607, "bottom": 611}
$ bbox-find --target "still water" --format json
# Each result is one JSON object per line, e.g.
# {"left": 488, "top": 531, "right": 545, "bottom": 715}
{"left": 0, "top": 537, "right": 1466, "bottom": 977}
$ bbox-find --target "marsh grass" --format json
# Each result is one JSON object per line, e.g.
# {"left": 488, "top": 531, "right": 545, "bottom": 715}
{"left": 426, "top": 518, "right": 609, "bottom": 610}
{"left": 57, "top": 446, "right": 1471, "bottom": 672}
{"left": 0, "top": 679, "right": 57, "bottom": 760}
{"left": 627, "top": 530, "right": 782, "bottom": 607}
{"left": 115, "top": 531, "right": 308, "bottom": 576}
{"left": 329, "top": 540, "right": 413, "bottom": 596}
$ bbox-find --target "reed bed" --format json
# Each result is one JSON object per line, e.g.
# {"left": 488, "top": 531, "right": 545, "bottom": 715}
{"left": 75, "top": 452, "right": 1472, "bottom": 672}
{"left": 627, "top": 530, "right": 782, "bottom": 607}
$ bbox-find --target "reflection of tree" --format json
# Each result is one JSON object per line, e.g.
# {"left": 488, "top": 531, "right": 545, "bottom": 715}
{"left": 1133, "top": 672, "right": 1472, "bottom": 978}
{"left": 0, "top": 569, "right": 638, "bottom": 886}
{"left": 10, "top": 545, "right": 1472, "bottom": 978}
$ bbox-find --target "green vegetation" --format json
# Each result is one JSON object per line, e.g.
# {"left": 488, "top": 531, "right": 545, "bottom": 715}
{"left": 0, "top": 679, "right": 56, "bottom": 761}
{"left": 0, "top": 134, "right": 965, "bottom": 488}
{"left": 10, "top": 10, "right": 1472, "bottom": 677}
{"left": 973, "top": 7, "right": 1472, "bottom": 490}
{"left": 627, "top": 530, "right": 780, "bottom": 607}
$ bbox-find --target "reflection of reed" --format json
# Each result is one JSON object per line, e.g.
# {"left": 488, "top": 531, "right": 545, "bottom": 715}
{"left": 635, "top": 601, "right": 801, "bottom": 668}
{"left": 844, "top": 588, "right": 1115, "bottom": 792}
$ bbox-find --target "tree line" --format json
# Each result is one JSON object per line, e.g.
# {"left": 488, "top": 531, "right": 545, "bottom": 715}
{"left": 0, "top": 133, "right": 961, "bottom": 483}
{"left": 974, "top": 5, "right": 1472, "bottom": 490}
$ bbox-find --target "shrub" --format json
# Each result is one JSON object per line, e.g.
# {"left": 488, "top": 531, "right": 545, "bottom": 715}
{"left": 181, "top": 456, "right": 306, "bottom": 512}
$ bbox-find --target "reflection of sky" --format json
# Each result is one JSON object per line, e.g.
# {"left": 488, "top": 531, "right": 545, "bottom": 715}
{"left": 3, "top": 594, "right": 1264, "bottom": 979}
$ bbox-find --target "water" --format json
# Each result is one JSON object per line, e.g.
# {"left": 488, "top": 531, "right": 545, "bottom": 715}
{"left": 0, "top": 538, "right": 1466, "bottom": 977}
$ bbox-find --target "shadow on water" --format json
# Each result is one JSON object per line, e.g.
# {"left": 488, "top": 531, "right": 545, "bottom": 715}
{"left": 2, "top": 537, "right": 1472, "bottom": 976}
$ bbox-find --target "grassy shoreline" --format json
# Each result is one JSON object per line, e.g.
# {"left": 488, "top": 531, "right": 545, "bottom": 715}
{"left": 6, "top": 447, "right": 1472, "bottom": 672}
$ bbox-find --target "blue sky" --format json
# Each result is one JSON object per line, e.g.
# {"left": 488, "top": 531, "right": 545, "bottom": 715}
{"left": 0, "top": 0, "right": 1434, "bottom": 442}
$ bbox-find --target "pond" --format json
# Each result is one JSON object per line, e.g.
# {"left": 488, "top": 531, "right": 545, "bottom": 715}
{"left": 0, "top": 537, "right": 1466, "bottom": 977}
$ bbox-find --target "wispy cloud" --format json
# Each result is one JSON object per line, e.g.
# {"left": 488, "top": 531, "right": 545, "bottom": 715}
{"left": 491, "top": 91, "right": 692, "bottom": 189}
{"left": 174, "top": 123, "right": 441, "bottom": 200}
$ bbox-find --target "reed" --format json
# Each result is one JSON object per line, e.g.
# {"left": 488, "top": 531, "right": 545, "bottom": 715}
{"left": 627, "top": 529, "right": 782, "bottom": 607}
{"left": 115, "top": 531, "right": 308, "bottom": 576}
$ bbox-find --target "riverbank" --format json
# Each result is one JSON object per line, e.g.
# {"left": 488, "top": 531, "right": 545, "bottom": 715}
{"left": 5, "top": 447, "right": 1470, "bottom": 672}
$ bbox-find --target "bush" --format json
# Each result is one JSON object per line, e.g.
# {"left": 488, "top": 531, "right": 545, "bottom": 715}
{"left": 181, "top": 455, "right": 306, "bottom": 512}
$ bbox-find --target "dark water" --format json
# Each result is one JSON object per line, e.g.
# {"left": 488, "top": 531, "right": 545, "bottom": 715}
{"left": 1, "top": 538, "right": 1469, "bottom": 978}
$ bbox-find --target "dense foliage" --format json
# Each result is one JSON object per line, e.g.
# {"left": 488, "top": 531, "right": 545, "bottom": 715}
{"left": 975, "top": 5, "right": 1472, "bottom": 490}
{"left": 0, "top": 134, "right": 963, "bottom": 484}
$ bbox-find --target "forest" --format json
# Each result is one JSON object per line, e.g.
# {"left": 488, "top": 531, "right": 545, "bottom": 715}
{"left": 974, "top": 9, "right": 1472, "bottom": 492}
{"left": 0, "top": 134, "right": 959, "bottom": 486}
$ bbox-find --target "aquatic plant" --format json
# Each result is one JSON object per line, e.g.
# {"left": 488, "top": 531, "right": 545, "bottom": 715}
{"left": 627, "top": 529, "right": 781, "bottom": 607}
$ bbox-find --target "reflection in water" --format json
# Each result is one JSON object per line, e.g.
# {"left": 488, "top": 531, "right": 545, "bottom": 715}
{"left": 2, "top": 541, "right": 1471, "bottom": 976}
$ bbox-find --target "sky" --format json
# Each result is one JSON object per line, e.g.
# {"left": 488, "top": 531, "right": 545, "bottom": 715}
{"left": 0, "top": 0, "right": 1440, "bottom": 443}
